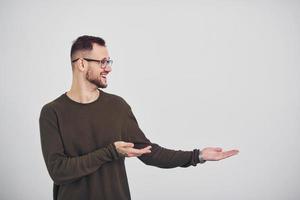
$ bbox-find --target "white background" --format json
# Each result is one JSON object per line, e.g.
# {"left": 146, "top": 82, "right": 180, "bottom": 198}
{"left": 0, "top": 0, "right": 299, "bottom": 199}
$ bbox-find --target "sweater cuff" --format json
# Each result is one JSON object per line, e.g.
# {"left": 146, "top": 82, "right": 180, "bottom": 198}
{"left": 191, "top": 149, "right": 200, "bottom": 166}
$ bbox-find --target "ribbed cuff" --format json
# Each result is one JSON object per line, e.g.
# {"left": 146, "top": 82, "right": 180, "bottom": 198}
{"left": 191, "top": 149, "right": 200, "bottom": 166}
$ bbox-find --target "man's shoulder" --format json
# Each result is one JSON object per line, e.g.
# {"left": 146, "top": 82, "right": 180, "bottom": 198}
{"left": 103, "top": 90, "right": 130, "bottom": 108}
{"left": 39, "top": 93, "right": 65, "bottom": 118}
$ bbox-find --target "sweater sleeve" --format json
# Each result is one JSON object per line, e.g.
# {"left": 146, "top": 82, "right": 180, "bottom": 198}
{"left": 123, "top": 105, "right": 200, "bottom": 168}
{"left": 39, "top": 104, "right": 123, "bottom": 185}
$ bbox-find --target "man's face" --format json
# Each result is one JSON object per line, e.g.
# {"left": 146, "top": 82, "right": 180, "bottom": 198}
{"left": 84, "top": 44, "right": 112, "bottom": 88}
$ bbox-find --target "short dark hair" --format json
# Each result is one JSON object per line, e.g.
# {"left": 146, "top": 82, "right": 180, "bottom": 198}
{"left": 70, "top": 35, "right": 106, "bottom": 59}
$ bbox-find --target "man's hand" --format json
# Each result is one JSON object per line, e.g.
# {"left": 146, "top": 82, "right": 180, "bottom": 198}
{"left": 201, "top": 147, "right": 239, "bottom": 161}
{"left": 114, "top": 141, "right": 152, "bottom": 158}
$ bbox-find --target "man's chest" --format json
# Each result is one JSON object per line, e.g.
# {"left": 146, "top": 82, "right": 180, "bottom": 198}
{"left": 57, "top": 106, "right": 125, "bottom": 156}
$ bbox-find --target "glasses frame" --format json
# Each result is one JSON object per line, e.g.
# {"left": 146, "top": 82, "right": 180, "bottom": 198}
{"left": 72, "top": 57, "right": 113, "bottom": 68}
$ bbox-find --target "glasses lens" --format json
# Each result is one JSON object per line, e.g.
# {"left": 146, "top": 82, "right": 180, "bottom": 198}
{"left": 101, "top": 60, "right": 113, "bottom": 68}
{"left": 108, "top": 60, "right": 113, "bottom": 66}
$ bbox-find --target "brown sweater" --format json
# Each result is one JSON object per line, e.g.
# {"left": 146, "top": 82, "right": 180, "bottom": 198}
{"left": 39, "top": 88, "right": 201, "bottom": 200}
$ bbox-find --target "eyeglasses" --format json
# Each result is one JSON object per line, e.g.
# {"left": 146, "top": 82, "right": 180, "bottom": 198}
{"left": 72, "top": 57, "right": 113, "bottom": 68}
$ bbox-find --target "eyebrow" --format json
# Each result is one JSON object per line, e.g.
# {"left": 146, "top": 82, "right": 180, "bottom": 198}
{"left": 99, "top": 56, "right": 110, "bottom": 60}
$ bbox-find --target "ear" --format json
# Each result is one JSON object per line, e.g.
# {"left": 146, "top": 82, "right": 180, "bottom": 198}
{"left": 78, "top": 58, "right": 86, "bottom": 71}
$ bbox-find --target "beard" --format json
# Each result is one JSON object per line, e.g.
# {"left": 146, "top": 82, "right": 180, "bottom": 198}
{"left": 86, "top": 69, "right": 107, "bottom": 88}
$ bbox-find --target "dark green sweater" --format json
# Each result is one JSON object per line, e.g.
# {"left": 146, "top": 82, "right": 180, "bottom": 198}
{"left": 39, "top": 88, "right": 201, "bottom": 200}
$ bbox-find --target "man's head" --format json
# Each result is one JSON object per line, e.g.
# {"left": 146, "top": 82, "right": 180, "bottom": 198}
{"left": 70, "top": 35, "right": 112, "bottom": 88}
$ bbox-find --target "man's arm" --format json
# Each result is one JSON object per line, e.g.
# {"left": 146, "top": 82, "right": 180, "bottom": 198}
{"left": 122, "top": 105, "right": 202, "bottom": 168}
{"left": 39, "top": 104, "right": 124, "bottom": 185}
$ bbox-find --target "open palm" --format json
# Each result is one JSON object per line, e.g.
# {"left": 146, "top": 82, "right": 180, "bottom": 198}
{"left": 201, "top": 147, "right": 239, "bottom": 161}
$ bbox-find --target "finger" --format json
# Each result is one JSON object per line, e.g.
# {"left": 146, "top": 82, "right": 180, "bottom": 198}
{"left": 132, "top": 146, "right": 152, "bottom": 153}
{"left": 221, "top": 150, "right": 239, "bottom": 159}
{"left": 128, "top": 147, "right": 151, "bottom": 155}
{"left": 135, "top": 147, "right": 152, "bottom": 154}
{"left": 127, "top": 152, "right": 145, "bottom": 157}
{"left": 131, "top": 153, "right": 143, "bottom": 157}
{"left": 229, "top": 149, "right": 239, "bottom": 154}
{"left": 126, "top": 153, "right": 139, "bottom": 157}
{"left": 123, "top": 151, "right": 142, "bottom": 157}
{"left": 122, "top": 142, "right": 134, "bottom": 148}
{"left": 143, "top": 146, "right": 152, "bottom": 150}
{"left": 141, "top": 146, "right": 152, "bottom": 153}
{"left": 122, "top": 146, "right": 152, "bottom": 157}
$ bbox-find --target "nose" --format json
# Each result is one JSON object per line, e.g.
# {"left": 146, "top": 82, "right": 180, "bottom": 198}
{"left": 104, "top": 65, "right": 112, "bottom": 72}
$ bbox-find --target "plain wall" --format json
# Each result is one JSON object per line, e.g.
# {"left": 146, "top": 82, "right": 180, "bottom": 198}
{"left": 0, "top": 0, "right": 299, "bottom": 199}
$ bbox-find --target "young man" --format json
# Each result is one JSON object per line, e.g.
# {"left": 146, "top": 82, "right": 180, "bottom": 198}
{"left": 39, "top": 35, "right": 239, "bottom": 200}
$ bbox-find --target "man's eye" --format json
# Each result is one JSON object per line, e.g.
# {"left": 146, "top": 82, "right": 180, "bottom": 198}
{"left": 101, "top": 60, "right": 107, "bottom": 64}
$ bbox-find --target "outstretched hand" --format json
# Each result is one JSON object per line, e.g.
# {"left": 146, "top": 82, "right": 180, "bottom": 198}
{"left": 114, "top": 141, "right": 152, "bottom": 157}
{"left": 201, "top": 147, "right": 239, "bottom": 161}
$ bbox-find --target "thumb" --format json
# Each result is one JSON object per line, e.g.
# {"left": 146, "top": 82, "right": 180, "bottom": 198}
{"left": 123, "top": 142, "right": 134, "bottom": 148}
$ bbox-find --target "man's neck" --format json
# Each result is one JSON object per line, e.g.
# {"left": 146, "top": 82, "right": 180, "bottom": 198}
{"left": 67, "top": 84, "right": 100, "bottom": 104}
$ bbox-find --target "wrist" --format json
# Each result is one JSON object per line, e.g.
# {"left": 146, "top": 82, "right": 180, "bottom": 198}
{"left": 198, "top": 149, "right": 206, "bottom": 164}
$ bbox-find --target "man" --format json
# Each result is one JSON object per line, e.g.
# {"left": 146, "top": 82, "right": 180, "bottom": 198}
{"left": 39, "top": 35, "right": 239, "bottom": 200}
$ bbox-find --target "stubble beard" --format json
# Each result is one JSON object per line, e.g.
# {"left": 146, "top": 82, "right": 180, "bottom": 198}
{"left": 86, "top": 70, "right": 107, "bottom": 89}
